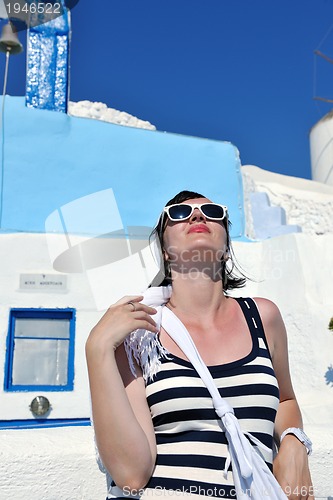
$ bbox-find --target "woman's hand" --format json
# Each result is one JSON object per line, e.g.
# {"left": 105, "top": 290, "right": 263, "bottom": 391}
{"left": 86, "top": 295, "right": 158, "bottom": 353}
{"left": 273, "top": 436, "right": 314, "bottom": 499}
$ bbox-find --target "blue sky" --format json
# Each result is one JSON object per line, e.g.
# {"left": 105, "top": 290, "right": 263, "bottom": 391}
{"left": 1, "top": 0, "right": 333, "bottom": 179}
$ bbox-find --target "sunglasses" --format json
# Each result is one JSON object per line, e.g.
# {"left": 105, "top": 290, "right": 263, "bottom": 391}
{"left": 163, "top": 203, "right": 228, "bottom": 222}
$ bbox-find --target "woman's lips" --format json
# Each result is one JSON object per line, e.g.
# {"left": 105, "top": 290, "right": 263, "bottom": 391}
{"left": 188, "top": 224, "right": 210, "bottom": 233}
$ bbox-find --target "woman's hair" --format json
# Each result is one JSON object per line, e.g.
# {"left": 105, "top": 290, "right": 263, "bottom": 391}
{"left": 150, "top": 190, "right": 246, "bottom": 291}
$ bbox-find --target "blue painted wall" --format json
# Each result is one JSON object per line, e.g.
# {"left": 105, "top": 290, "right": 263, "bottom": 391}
{"left": 0, "top": 97, "right": 245, "bottom": 239}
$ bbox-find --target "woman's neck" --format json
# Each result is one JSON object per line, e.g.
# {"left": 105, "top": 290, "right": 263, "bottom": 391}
{"left": 167, "top": 270, "right": 228, "bottom": 319}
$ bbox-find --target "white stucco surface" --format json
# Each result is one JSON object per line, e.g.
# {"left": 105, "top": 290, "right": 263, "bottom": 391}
{"left": 0, "top": 426, "right": 106, "bottom": 500}
{"left": 242, "top": 164, "right": 333, "bottom": 237}
{"left": 68, "top": 100, "right": 156, "bottom": 130}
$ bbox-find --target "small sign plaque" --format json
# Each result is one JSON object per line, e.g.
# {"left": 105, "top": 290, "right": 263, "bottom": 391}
{"left": 20, "top": 274, "right": 67, "bottom": 292}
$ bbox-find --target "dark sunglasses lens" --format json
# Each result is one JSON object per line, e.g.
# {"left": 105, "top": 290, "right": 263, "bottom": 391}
{"left": 201, "top": 204, "right": 224, "bottom": 219}
{"left": 168, "top": 204, "right": 192, "bottom": 220}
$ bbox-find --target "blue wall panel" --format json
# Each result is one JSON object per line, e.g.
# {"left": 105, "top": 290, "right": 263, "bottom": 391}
{"left": 0, "top": 97, "right": 245, "bottom": 239}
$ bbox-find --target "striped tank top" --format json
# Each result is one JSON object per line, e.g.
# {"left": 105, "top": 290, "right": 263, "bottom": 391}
{"left": 107, "top": 297, "right": 280, "bottom": 499}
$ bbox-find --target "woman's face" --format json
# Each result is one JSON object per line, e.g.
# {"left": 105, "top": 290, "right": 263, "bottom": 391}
{"left": 162, "top": 197, "right": 228, "bottom": 268}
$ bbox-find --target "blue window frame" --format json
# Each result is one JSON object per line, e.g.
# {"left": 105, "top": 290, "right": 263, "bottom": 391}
{"left": 4, "top": 308, "right": 76, "bottom": 392}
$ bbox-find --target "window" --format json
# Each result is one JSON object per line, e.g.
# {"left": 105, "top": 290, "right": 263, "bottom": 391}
{"left": 4, "top": 308, "right": 76, "bottom": 392}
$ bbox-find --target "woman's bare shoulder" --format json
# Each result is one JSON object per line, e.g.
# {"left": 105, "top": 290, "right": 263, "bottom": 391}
{"left": 253, "top": 297, "right": 284, "bottom": 325}
{"left": 253, "top": 296, "right": 288, "bottom": 358}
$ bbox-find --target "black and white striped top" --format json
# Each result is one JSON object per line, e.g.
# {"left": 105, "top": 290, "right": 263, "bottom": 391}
{"left": 107, "top": 297, "right": 280, "bottom": 499}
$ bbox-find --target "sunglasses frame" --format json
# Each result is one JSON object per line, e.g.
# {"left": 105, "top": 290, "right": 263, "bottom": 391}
{"left": 163, "top": 203, "right": 228, "bottom": 222}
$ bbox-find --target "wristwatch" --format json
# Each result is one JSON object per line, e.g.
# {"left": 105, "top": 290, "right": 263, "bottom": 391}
{"left": 280, "top": 427, "right": 312, "bottom": 455}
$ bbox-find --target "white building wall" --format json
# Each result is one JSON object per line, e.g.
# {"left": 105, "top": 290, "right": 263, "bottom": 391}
{"left": 0, "top": 233, "right": 98, "bottom": 421}
{"left": 0, "top": 426, "right": 107, "bottom": 500}
{"left": 242, "top": 164, "right": 333, "bottom": 237}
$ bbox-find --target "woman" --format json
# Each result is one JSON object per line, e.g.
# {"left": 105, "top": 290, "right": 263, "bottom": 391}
{"left": 86, "top": 190, "right": 313, "bottom": 499}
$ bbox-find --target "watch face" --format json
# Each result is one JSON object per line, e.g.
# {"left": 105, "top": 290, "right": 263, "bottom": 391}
{"left": 295, "top": 429, "right": 312, "bottom": 454}
{"left": 298, "top": 430, "right": 306, "bottom": 441}
{"left": 299, "top": 429, "right": 312, "bottom": 445}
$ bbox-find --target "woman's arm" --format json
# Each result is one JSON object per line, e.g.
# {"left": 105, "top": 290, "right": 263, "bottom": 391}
{"left": 86, "top": 295, "right": 158, "bottom": 490}
{"left": 255, "top": 298, "right": 314, "bottom": 500}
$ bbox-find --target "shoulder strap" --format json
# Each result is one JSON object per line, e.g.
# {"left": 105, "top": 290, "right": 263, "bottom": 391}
{"left": 234, "top": 297, "right": 264, "bottom": 335}
{"left": 235, "top": 297, "right": 272, "bottom": 357}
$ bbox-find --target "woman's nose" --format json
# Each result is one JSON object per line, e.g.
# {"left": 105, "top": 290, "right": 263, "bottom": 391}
{"left": 190, "top": 208, "right": 206, "bottom": 222}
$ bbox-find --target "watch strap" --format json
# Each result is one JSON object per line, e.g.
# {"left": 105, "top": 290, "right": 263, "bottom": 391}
{"left": 280, "top": 427, "right": 312, "bottom": 455}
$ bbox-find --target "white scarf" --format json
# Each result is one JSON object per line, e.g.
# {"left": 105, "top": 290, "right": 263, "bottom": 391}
{"left": 124, "top": 285, "right": 172, "bottom": 381}
{"left": 124, "top": 286, "right": 287, "bottom": 500}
